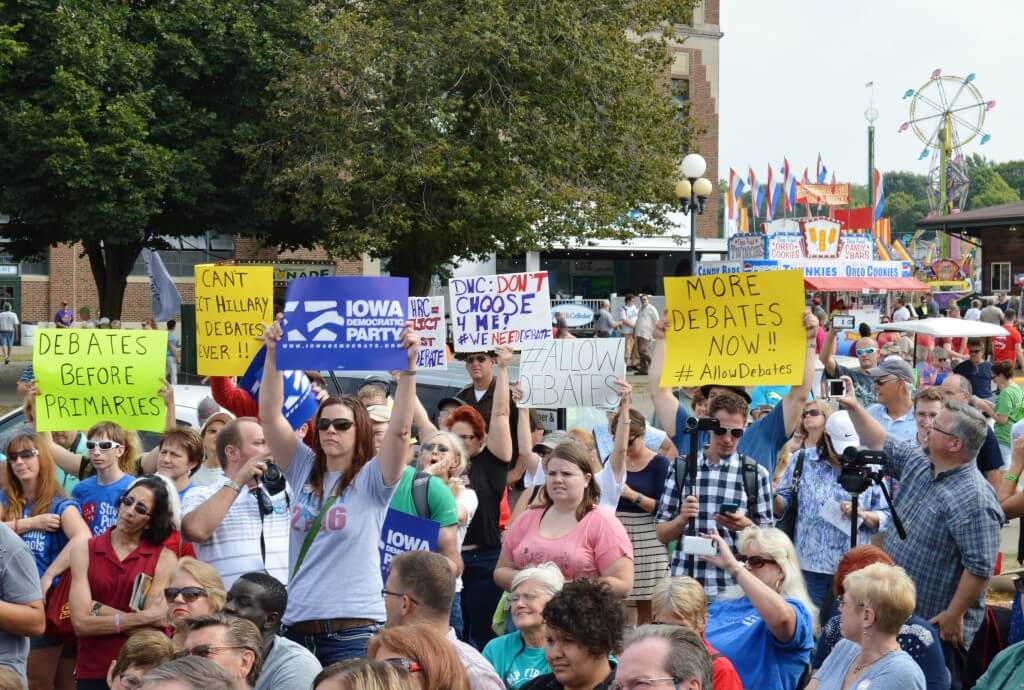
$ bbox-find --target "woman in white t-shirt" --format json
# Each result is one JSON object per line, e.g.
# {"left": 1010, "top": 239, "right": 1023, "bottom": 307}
{"left": 257, "top": 317, "right": 418, "bottom": 665}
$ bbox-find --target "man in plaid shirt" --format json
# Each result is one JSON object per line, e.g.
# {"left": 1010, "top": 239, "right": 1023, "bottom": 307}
{"left": 656, "top": 391, "right": 774, "bottom": 597}
{"left": 840, "top": 386, "right": 1003, "bottom": 690}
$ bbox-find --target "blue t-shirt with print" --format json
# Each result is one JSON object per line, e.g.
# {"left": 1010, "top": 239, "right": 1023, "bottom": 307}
{"left": 72, "top": 474, "right": 134, "bottom": 536}
{"left": 0, "top": 495, "right": 80, "bottom": 576}
{"left": 706, "top": 596, "right": 814, "bottom": 690}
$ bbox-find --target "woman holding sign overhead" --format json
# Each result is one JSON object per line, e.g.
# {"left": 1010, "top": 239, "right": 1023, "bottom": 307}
{"left": 258, "top": 316, "right": 418, "bottom": 665}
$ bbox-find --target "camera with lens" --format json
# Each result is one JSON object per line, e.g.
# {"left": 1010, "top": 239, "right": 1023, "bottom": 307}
{"left": 262, "top": 461, "right": 287, "bottom": 496}
{"left": 838, "top": 447, "right": 887, "bottom": 495}
{"left": 686, "top": 416, "right": 722, "bottom": 433}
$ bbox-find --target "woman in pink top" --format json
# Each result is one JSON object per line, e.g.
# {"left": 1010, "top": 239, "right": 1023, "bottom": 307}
{"left": 494, "top": 443, "right": 634, "bottom": 596}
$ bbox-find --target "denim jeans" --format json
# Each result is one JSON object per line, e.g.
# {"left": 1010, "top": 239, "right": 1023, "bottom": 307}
{"left": 450, "top": 588, "right": 465, "bottom": 640}
{"left": 283, "top": 622, "right": 383, "bottom": 666}
{"left": 460, "top": 546, "right": 503, "bottom": 651}
{"left": 802, "top": 570, "right": 837, "bottom": 626}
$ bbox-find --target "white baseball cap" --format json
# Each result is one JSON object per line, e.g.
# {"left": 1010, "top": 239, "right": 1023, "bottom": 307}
{"left": 825, "top": 410, "right": 860, "bottom": 456}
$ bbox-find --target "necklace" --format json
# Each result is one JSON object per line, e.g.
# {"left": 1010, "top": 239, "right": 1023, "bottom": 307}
{"left": 851, "top": 648, "right": 898, "bottom": 675}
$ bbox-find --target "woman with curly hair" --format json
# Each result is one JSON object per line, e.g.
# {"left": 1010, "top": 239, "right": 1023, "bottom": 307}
{"left": 258, "top": 318, "right": 419, "bottom": 664}
{"left": 369, "top": 623, "right": 470, "bottom": 690}
{"left": 518, "top": 579, "right": 625, "bottom": 690}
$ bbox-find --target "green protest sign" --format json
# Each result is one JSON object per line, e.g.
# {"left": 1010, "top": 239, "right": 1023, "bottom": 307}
{"left": 33, "top": 329, "right": 168, "bottom": 432}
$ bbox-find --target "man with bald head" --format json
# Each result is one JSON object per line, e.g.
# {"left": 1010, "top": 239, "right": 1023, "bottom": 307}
{"left": 821, "top": 325, "right": 879, "bottom": 407}
{"left": 938, "top": 374, "right": 1003, "bottom": 488}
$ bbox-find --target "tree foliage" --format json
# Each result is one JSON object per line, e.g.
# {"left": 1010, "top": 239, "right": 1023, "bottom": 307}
{"left": 0, "top": 0, "right": 309, "bottom": 318}
{"left": 0, "top": 2, "right": 22, "bottom": 81}
{"left": 966, "top": 154, "right": 1020, "bottom": 211}
{"left": 255, "top": 0, "right": 700, "bottom": 293}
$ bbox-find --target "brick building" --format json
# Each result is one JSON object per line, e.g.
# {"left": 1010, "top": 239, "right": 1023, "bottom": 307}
{"left": 0, "top": 234, "right": 370, "bottom": 328}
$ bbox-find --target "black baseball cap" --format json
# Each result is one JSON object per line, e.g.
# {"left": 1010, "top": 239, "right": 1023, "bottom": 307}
{"left": 699, "top": 385, "right": 752, "bottom": 404}
{"left": 437, "top": 396, "right": 463, "bottom": 411}
{"left": 454, "top": 350, "right": 497, "bottom": 361}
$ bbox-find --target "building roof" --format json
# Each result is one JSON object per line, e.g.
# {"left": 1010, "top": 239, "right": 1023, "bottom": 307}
{"left": 916, "top": 201, "right": 1024, "bottom": 229}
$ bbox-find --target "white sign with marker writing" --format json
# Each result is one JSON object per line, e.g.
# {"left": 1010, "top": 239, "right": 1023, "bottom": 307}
{"left": 517, "top": 339, "right": 625, "bottom": 409}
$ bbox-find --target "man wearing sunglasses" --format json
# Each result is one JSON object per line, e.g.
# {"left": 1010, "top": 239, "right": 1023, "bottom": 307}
{"left": 182, "top": 418, "right": 290, "bottom": 587}
{"left": 655, "top": 392, "right": 774, "bottom": 597}
{"left": 864, "top": 357, "right": 918, "bottom": 443}
{"left": 181, "top": 614, "right": 262, "bottom": 690}
{"left": 820, "top": 324, "right": 879, "bottom": 409}
{"left": 952, "top": 339, "right": 994, "bottom": 401}
{"left": 649, "top": 311, "right": 821, "bottom": 477}
{"left": 837, "top": 382, "right": 1003, "bottom": 690}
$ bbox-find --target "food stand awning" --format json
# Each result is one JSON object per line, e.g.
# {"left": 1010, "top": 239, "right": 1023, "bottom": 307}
{"left": 803, "top": 276, "right": 930, "bottom": 292}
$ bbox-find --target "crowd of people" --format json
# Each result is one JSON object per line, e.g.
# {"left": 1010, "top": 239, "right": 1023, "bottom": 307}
{"left": 3, "top": 293, "right": 1024, "bottom": 690}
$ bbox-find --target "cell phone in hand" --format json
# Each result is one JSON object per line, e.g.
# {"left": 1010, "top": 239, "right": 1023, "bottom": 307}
{"left": 719, "top": 501, "right": 740, "bottom": 515}
{"left": 831, "top": 315, "right": 855, "bottom": 330}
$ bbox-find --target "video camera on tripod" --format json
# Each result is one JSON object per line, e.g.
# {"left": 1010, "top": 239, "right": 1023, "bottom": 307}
{"left": 836, "top": 446, "right": 906, "bottom": 548}
{"left": 679, "top": 416, "right": 723, "bottom": 577}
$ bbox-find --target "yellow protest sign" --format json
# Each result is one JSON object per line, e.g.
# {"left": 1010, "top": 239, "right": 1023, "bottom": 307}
{"left": 660, "top": 270, "right": 805, "bottom": 388}
{"left": 195, "top": 264, "right": 273, "bottom": 375}
{"left": 33, "top": 329, "right": 168, "bottom": 432}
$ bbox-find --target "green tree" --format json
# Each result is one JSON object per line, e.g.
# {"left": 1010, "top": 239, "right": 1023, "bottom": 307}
{"left": 0, "top": 2, "right": 22, "bottom": 80}
{"left": 885, "top": 190, "right": 928, "bottom": 235}
{"left": 966, "top": 155, "right": 1020, "bottom": 210}
{"left": 0, "top": 0, "right": 309, "bottom": 318}
{"left": 994, "top": 160, "right": 1024, "bottom": 200}
{"left": 256, "top": 0, "right": 700, "bottom": 293}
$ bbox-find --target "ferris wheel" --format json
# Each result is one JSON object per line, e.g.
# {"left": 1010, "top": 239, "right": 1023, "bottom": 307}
{"left": 898, "top": 69, "right": 995, "bottom": 214}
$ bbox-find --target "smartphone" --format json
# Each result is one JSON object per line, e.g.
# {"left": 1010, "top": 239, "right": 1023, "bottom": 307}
{"left": 831, "top": 315, "right": 855, "bottom": 330}
{"left": 681, "top": 536, "right": 718, "bottom": 557}
{"left": 719, "top": 502, "right": 740, "bottom": 515}
{"left": 825, "top": 379, "right": 848, "bottom": 399}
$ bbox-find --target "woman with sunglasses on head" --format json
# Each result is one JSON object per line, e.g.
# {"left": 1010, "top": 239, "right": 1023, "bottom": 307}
{"left": 773, "top": 409, "right": 889, "bottom": 626}
{"left": 69, "top": 475, "right": 178, "bottom": 690}
{"left": 493, "top": 440, "right": 633, "bottom": 597}
{"left": 412, "top": 348, "right": 514, "bottom": 649}
{"left": 258, "top": 318, "right": 419, "bottom": 664}
{"left": 414, "top": 430, "right": 475, "bottom": 634}
{"left": 701, "top": 526, "right": 817, "bottom": 690}
{"left": 166, "top": 558, "right": 226, "bottom": 650}
{"left": 1, "top": 432, "right": 90, "bottom": 690}
{"left": 368, "top": 623, "right": 470, "bottom": 690}
{"left": 313, "top": 659, "right": 419, "bottom": 690}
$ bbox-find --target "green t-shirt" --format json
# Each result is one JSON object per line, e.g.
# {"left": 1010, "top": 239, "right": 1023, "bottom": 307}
{"left": 994, "top": 385, "right": 1024, "bottom": 447}
{"left": 388, "top": 466, "right": 458, "bottom": 526}
{"left": 483, "top": 631, "right": 549, "bottom": 689}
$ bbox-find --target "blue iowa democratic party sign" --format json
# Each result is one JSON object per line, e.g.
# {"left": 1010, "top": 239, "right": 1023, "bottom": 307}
{"left": 277, "top": 276, "right": 409, "bottom": 371}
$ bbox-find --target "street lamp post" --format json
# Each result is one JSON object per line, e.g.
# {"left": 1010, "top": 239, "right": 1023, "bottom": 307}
{"left": 675, "top": 153, "right": 713, "bottom": 275}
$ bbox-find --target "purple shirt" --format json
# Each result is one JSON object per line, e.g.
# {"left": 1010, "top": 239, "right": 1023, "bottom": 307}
{"left": 54, "top": 309, "right": 73, "bottom": 327}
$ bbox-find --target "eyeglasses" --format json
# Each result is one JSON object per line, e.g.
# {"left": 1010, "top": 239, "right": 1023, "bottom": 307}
{"left": 465, "top": 355, "right": 490, "bottom": 364}
{"left": 8, "top": 448, "right": 38, "bottom": 461}
{"left": 119, "top": 495, "right": 150, "bottom": 516}
{"left": 384, "top": 658, "right": 423, "bottom": 673}
{"left": 175, "top": 644, "right": 249, "bottom": 660}
{"left": 801, "top": 409, "right": 822, "bottom": 419}
{"left": 509, "top": 590, "right": 547, "bottom": 605}
{"left": 855, "top": 347, "right": 877, "bottom": 356}
{"left": 711, "top": 427, "right": 745, "bottom": 439}
{"left": 930, "top": 424, "right": 961, "bottom": 441}
{"left": 737, "top": 554, "right": 777, "bottom": 569}
{"left": 873, "top": 377, "right": 898, "bottom": 387}
{"left": 421, "top": 443, "right": 450, "bottom": 454}
{"left": 86, "top": 440, "right": 123, "bottom": 451}
{"left": 118, "top": 673, "right": 144, "bottom": 690}
{"left": 318, "top": 417, "right": 355, "bottom": 432}
{"left": 164, "top": 586, "right": 208, "bottom": 603}
{"left": 382, "top": 589, "right": 420, "bottom": 605}
{"left": 612, "top": 679, "right": 679, "bottom": 690}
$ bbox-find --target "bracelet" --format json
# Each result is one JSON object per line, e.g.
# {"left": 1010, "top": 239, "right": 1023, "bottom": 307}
{"left": 1006, "top": 473, "right": 1019, "bottom": 483}
{"left": 403, "top": 369, "right": 417, "bottom": 376}
{"left": 114, "top": 613, "right": 122, "bottom": 634}
{"left": 13, "top": 518, "right": 18, "bottom": 533}
{"left": 224, "top": 480, "right": 243, "bottom": 493}
{"left": 632, "top": 493, "right": 644, "bottom": 506}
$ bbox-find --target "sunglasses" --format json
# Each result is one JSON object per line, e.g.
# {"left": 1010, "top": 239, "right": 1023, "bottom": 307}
{"left": 711, "top": 427, "right": 745, "bottom": 439}
{"left": 855, "top": 347, "right": 877, "bottom": 356}
{"left": 384, "top": 658, "right": 423, "bottom": 674}
{"left": 8, "top": 448, "right": 38, "bottom": 461}
{"left": 465, "top": 355, "right": 490, "bottom": 364}
{"left": 874, "top": 377, "right": 898, "bottom": 387}
{"left": 119, "top": 495, "right": 150, "bottom": 516}
{"left": 421, "top": 443, "right": 451, "bottom": 454}
{"left": 737, "top": 554, "right": 776, "bottom": 569}
{"left": 175, "top": 644, "right": 249, "bottom": 660}
{"left": 801, "top": 409, "right": 822, "bottom": 419}
{"left": 86, "top": 440, "right": 123, "bottom": 451}
{"left": 318, "top": 417, "right": 355, "bottom": 432}
{"left": 164, "top": 586, "right": 208, "bottom": 603}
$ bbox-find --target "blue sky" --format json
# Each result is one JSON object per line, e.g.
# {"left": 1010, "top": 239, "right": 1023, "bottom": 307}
{"left": 718, "top": 1, "right": 1023, "bottom": 186}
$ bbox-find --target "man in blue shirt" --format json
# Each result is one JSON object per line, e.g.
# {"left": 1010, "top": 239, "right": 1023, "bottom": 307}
{"left": 648, "top": 311, "right": 820, "bottom": 477}
{"left": 952, "top": 340, "right": 993, "bottom": 400}
{"left": 864, "top": 357, "right": 917, "bottom": 443}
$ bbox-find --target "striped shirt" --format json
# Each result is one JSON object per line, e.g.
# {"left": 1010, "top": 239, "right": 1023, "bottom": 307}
{"left": 882, "top": 438, "right": 1003, "bottom": 647}
{"left": 181, "top": 472, "right": 291, "bottom": 587}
